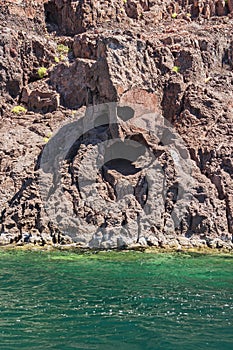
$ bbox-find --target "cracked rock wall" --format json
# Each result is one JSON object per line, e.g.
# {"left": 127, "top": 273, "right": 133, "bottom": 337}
{"left": 0, "top": 0, "right": 232, "bottom": 249}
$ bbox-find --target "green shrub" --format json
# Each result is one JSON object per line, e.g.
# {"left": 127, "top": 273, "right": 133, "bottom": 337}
{"left": 57, "top": 44, "right": 70, "bottom": 54}
{"left": 11, "top": 106, "right": 27, "bottom": 114}
{"left": 43, "top": 131, "right": 52, "bottom": 143}
{"left": 171, "top": 13, "right": 177, "bottom": 19}
{"left": 37, "top": 67, "right": 47, "bottom": 79}
{"left": 54, "top": 56, "right": 60, "bottom": 63}
{"left": 60, "top": 54, "right": 66, "bottom": 61}
{"left": 172, "top": 66, "right": 180, "bottom": 73}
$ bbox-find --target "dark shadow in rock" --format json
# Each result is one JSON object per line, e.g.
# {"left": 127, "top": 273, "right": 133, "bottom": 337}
{"left": 117, "top": 106, "right": 135, "bottom": 121}
{"left": 65, "top": 125, "right": 111, "bottom": 162}
{"left": 8, "top": 178, "right": 34, "bottom": 207}
{"left": 44, "top": 0, "right": 60, "bottom": 34}
{"left": 94, "top": 113, "right": 109, "bottom": 129}
{"left": 103, "top": 158, "right": 141, "bottom": 177}
{"left": 104, "top": 141, "right": 145, "bottom": 163}
{"left": 6, "top": 80, "right": 21, "bottom": 99}
{"left": 44, "top": 0, "right": 84, "bottom": 36}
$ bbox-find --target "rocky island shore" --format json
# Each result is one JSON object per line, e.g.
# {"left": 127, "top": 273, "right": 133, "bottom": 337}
{"left": 0, "top": 0, "right": 232, "bottom": 251}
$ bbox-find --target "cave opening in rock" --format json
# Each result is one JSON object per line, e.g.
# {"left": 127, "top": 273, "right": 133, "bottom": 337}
{"left": 102, "top": 141, "right": 145, "bottom": 177}
{"left": 104, "top": 141, "right": 145, "bottom": 164}
{"left": 103, "top": 158, "right": 141, "bottom": 176}
{"left": 117, "top": 106, "right": 135, "bottom": 121}
{"left": 44, "top": 1, "right": 60, "bottom": 32}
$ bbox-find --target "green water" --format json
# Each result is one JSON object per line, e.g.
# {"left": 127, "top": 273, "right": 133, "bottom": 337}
{"left": 0, "top": 250, "right": 232, "bottom": 350}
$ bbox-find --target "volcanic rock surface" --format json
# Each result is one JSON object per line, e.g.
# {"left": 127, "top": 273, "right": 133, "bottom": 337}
{"left": 0, "top": 0, "right": 232, "bottom": 250}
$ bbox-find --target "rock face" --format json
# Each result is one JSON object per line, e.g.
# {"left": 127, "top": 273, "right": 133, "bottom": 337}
{"left": 0, "top": 0, "right": 232, "bottom": 250}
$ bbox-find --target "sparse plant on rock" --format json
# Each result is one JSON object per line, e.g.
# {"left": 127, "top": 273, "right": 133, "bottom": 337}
{"left": 43, "top": 137, "right": 49, "bottom": 143}
{"left": 57, "top": 44, "right": 70, "bottom": 55}
{"left": 55, "top": 44, "right": 71, "bottom": 64}
{"left": 43, "top": 131, "right": 52, "bottom": 143}
{"left": 171, "top": 13, "right": 177, "bottom": 19}
{"left": 37, "top": 67, "right": 47, "bottom": 79}
{"left": 11, "top": 106, "right": 27, "bottom": 114}
{"left": 60, "top": 54, "right": 67, "bottom": 61}
{"left": 172, "top": 66, "right": 180, "bottom": 73}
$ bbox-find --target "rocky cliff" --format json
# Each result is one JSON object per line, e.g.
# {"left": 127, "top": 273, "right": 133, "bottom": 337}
{"left": 0, "top": 0, "right": 232, "bottom": 250}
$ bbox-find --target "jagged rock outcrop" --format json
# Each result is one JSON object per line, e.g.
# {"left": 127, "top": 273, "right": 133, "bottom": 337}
{"left": 21, "top": 81, "right": 60, "bottom": 113}
{"left": 0, "top": 0, "right": 232, "bottom": 250}
{"left": 0, "top": 26, "right": 56, "bottom": 114}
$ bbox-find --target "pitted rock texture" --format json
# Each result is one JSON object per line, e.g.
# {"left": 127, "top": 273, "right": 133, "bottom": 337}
{"left": 0, "top": 0, "right": 232, "bottom": 250}
{"left": 0, "top": 0, "right": 47, "bottom": 34}
{"left": 35, "top": 100, "right": 231, "bottom": 249}
{"left": 0, "top": 27, "right": 56, "bottom": 115}
{"left": 43, "top": 0, "right": 233, "bottom": 36}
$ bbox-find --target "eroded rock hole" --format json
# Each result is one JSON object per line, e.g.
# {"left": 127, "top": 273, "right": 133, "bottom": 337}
{"left": 44, "top": 1, "right": 60, "bottom": 32}
{"left": 104, "top": 141, "right": 145, "bottom": 164}
{"left": 103, "top": 158, "right": 141, "bottom": 176}
{"left": 117, "top": 106, "right": 135, "bottom": 121}
{"left": 6, "top": 80, "right": 21, "bottom": 99}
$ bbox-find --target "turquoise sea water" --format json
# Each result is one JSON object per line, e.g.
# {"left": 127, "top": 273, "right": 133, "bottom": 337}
{"left": 0, "top": 250, "right": 232, "bottom": 350}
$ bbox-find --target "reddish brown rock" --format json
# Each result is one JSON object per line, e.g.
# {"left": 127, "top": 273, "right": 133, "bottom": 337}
{"left": 0, "top": 0, "right": 232, "bottom": 250}
{"left": 21, "top": 81, "right": 60, "bottom": 113}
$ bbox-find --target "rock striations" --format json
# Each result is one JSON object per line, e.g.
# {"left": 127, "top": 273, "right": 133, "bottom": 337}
{"left": 0, "top": 0, "right": 232, "bottom": 250}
